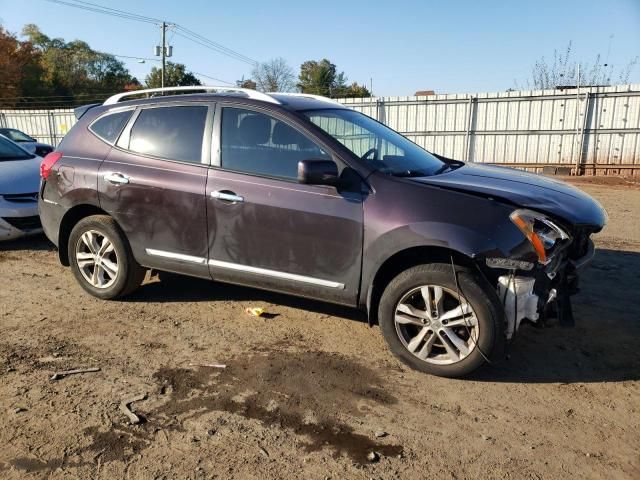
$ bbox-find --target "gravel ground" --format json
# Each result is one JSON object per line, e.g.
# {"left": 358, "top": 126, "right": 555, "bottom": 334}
{"left": 0, "top": 179, "right": 638, "bottom": 479}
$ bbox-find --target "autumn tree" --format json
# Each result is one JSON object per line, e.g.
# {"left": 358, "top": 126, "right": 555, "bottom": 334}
{"left": 20, "top": 24, "right": 137, "bottom": 105}
{"left": 0, "top": 26, "right": 44, "bottom": 107}
{"left": 236, "top": 78, "right": 257, "bottom": 90}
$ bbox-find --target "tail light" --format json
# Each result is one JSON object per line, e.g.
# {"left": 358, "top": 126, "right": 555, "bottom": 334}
{"left": 40, "top": 152, "right": 63, "bottom": 180}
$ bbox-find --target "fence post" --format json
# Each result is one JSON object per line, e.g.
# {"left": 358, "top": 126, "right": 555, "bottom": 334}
{"left": 575, "top": 92, "right": 592, "bottom": 176}
{"left": 48, "top": 110, "right": 58, "bottom": 146}
{"left": 376, "top": 98, "right": 385, "bottom": 123}
{"left": 0, "top": 112, "right": 6, "bottom": 128}
{"left": 465, "top": 96, "right": 478, "bottom": 161}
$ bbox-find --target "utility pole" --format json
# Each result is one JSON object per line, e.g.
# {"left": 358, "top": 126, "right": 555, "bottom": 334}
{"left": 161, "top": 21, "right": 166, "bottom": 88}
{"left": 155, "top": 22, "right": 172, "bottom": 88}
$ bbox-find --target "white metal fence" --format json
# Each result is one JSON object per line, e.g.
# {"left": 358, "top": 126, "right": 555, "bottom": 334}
{"left": 338, "top": 84, "right": 640, "bottom": 174}
{"left": 0, "top": 108, "right": 76, "bottom": 147}
{"left": 1, "top": 84, "right": 639, "bottom": 174}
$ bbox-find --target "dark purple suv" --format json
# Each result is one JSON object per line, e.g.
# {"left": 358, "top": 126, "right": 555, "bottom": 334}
{"left": 38, "top": 87, "right": 606, "bottom": 377}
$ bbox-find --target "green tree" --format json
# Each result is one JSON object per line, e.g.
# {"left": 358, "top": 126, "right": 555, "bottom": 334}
{"left": 298, "top": 59, "right": 345, "bottom": 96}
{"left": 145, "top": 62, "right": 202, "bottom": 88}
{"left": 297, "top": 59, "right": 370, "bottom": 98}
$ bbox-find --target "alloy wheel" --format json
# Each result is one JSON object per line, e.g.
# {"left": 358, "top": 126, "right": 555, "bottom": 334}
{"left": 75, "top": 229, "right": 119, "bottom": 289}
{"left": 394, "top": 285, "right": 479, "bottom": 365}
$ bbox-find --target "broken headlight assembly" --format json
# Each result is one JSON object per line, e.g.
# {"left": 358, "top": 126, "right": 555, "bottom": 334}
{"left": 509, "top": 209, "right": 570, "bottom": 264}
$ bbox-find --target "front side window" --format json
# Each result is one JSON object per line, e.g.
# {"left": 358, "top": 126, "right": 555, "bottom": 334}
{"left": 304, "top": 109, "right": 449, "bottom": 177}
{"left": 89, "top": 110, "right": 133, "bottom": 144}
{"left": 220, "top": 107, "right": 329, "bottom": 180}
{"left": 128, "top": 106, "right": 207, "bottom": 163}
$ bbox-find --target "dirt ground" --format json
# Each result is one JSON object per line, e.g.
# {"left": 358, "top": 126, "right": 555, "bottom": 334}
{"left": 1, "top": 179, "right": 639, "bottom": 480}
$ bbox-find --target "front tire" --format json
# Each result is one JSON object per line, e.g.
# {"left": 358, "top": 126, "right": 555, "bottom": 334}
{"left": 378, "top": 263, "right": 505, "bottom": 378}
{"left": 68, "top": 215, "right": 146, "bottom": 299}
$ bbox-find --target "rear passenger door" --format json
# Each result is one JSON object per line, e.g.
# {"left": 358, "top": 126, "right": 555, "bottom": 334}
{"left": 206, "top": 104, "right": 364, "bottom": 306}
{"left": 97, "top": 102, "right": 213, "bottom": 278}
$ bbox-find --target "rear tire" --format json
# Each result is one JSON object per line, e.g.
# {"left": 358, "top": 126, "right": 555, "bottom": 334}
{"left": 68, "top": 215, "right": 146, "bottom": 299}
{"left": 378, "top": 263, "right": 505, "bottom": 378}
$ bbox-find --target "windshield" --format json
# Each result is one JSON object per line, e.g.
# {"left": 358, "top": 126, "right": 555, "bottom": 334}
{"left": 303, "top": 109, "right": 454, "bottom": 177}
{"left": 0, "top": 136, "right": 35, "bottom": 161}
{"left": 0, "top": 129, "right": 35, "bottom": 143}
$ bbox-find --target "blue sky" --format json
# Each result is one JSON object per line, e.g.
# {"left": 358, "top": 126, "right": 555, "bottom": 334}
{"left": 1, "top": 0, "right": 639, "bottom": 96}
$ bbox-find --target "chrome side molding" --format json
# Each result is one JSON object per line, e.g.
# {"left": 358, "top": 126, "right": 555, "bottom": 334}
{"left": 145, "top": 249, "right": 345, "bottom": 289}
{"left": 145, "top": 248, "right": 207, "bottom": 265}
{"left": 208, "top": 259, "right": 345, "bottom": 289}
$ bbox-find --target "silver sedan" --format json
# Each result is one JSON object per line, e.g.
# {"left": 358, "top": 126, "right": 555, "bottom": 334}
{"left": 0, "top": 136, "right": 43, "bottom": 241}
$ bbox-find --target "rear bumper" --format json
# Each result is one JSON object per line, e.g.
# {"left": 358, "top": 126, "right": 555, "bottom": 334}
{"left": 38, "top": 194, "right": 62, "bottom": 248}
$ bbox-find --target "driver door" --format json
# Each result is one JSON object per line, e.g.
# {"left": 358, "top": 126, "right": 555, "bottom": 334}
{"left": 206, "top": 105, "right": 364, "bottom": 305}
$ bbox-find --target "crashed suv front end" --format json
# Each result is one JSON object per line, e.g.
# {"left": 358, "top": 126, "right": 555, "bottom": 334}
{"left": 484, "top": 208, "right": 604, "bottom": 340}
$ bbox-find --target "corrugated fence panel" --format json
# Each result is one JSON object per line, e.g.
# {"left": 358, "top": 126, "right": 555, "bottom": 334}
{"left": 339, "top": 84, "right": 640, "bottom": 173}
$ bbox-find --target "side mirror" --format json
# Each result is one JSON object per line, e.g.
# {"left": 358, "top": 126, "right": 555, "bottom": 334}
{"left": 297, "top": 159, "right": 340, "bottom": 186}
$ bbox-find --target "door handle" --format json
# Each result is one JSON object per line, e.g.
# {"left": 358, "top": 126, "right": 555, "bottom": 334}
{"left": 104, "top": 172, "right": 130, "bottom": 185}
{"left": 211, "top": 190, "right": 244, "bottom": 203}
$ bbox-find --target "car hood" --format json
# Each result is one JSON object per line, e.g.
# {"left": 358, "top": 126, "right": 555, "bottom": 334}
{"left": 413, "top": 163, "right": 607, "bottom": 228}
{"left": 0, "top": 157, "right": 42, "bottom": 195}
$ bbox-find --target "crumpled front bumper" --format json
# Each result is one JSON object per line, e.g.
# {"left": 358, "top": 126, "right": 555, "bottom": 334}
{"left": 493, "top": 233, "right": 598, "bottom": 338}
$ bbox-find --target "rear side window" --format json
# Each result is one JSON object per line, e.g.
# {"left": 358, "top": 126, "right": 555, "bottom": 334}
{"left": 128, "top": 106, "right": 207, "bottom": 163}
{"left": 89, "top": 110, "right": 133, "bottom": 144}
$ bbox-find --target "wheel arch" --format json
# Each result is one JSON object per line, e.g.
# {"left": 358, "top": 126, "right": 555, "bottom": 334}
{"left": 57, "top": 204, "right": 111, "bottom": 266}
{"left": 364, "top": 245, "right": 478, "bottom": 326}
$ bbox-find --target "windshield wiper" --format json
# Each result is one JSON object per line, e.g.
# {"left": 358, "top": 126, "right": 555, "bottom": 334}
{"left": 391, "top": 170, "right": 428, "bottom": 178}
{"left": 433, "top": 164, "right": 454, "bottom": 175}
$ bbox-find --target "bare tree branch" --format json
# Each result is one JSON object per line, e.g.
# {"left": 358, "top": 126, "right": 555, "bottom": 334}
{"left": 251, "top": 57, "right": 296, "bottom": 92}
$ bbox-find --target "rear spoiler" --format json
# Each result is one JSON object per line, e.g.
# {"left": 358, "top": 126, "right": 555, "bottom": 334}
{"left": 74, "top": 103, "right": 101, "bottom": 120}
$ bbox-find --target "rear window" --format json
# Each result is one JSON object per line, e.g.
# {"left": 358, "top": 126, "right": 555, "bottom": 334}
{"left": 127, "top": 106, "right": 208, "bottom": 163}
{"left": 90, "top": 110, "right": 133, "bottom": 144}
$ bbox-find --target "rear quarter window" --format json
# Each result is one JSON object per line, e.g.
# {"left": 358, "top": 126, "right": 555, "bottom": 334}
{"left": 89, "top": 110, "right": 133, "bottom": 144}
{"left": 127, "top": 105, "right": 208, "bottom": 164}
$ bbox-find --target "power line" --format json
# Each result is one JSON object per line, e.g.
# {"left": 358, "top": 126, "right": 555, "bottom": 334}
{"left": 44, "top": 0, "right": 160, "bottom": 24}
{"left": 174, "top": 26, "right": 258, "bottom": 66}
{"left": 101, "top": 52, "right": 235, "bottom": 85}
{"left": 190, "top": 72, "right": 234, "bottom": 85}
{"left": 43, "top": 0, "right": 259, "bottom": 66}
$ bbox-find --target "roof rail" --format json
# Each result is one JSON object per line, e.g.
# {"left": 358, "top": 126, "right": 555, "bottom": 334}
{"left": 103, "top": 85, "right": 280, "bottom": 105}
{"left": 270, "top": 92, "right": 345, "bottom": 107}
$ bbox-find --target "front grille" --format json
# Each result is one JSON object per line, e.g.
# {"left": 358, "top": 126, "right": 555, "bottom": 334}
{"left": 3, "top": 192, "right": 38, "bottom": 203}
{"left": 2, "top": 216, "right": 42, "bottom": 231}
